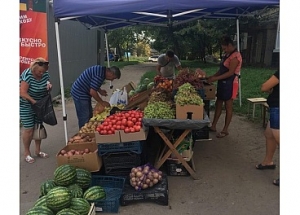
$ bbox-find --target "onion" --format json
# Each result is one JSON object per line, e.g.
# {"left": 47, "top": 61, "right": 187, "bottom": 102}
{"left": 75, "top": 151, "right": 80, "bottom": 155}
{"left": 136, "top": 171, "right": 143, "bottom": 178}
{"left": 142, "top": 184, "right": 149, "bottom": 189}
{"left": 131, "top": 168, "right": 138, "bottom": 174}
{"left": 137, "top": 166, "right": 142, "bottom": 171}
{"left": 158, "top": 175, "right": 162, "bottom": 181}
{"left": 145, "top": 179, "right": 151, "bottom": 184}
{"left": 153, "top": 172, "right": 159, "bottom": 179}
{"left": 131, "top": 177, "right": 136, "bottom": 182}
{"left": 153, "top": 179, "right": 159, "bottom": 184}
{"left": 149, "top": 182, "right": 154, "bottom": 187}
{"left": 60, "top": 150, "right": 66, "bottom": 155}
{"left": 130, "top": 173, "right": 135, "bottom": 178}
{"left": 84, "top": 148, "right": 90, "bottom": 153}
{"left": 158, "top": 171, "right": 162, "bottom": 175}
{"left": 134, "top": 186, "right": 139, "bottom": 191}
{"left": 143, "top": 169, "right": 149, "bottom": 174}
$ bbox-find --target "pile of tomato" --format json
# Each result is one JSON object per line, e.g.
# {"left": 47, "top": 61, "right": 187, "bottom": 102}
{"left": 96, "top": 110, "right": 143, "bottom": 135}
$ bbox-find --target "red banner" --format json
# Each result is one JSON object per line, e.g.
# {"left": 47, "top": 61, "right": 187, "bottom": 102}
{"left": 19, "top": 0, "right": 48, "bottom": 74}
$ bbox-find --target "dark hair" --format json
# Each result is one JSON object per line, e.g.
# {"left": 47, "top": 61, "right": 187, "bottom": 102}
{"left": 220, "top": 36, "right": 234, "bottom": 46}
{"left": 109, "top": 66, "right": 121, "bottom": 79}
{"left": 166, "top": 50, "right": 175, "bottom": 58}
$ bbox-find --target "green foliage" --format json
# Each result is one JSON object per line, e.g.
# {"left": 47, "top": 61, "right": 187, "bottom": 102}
{"left": 104, "top": 61, "right": 140, "bottom": 68}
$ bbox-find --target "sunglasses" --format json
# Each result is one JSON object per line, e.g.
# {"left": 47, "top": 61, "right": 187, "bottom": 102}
{"left": 35, "top": 61, "right": 49, "bottom": 66}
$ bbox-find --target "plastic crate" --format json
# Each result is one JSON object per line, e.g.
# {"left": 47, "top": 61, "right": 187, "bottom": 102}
{"left": 120, "top": 173, "right": 169, "bottom": 206}
{"left": 98, "top": 141, "right": 143, "bottom": 156}
{"left": 90, "top": 175, "right": 125, "bottom": 213}
{"left": 102, "top": 151, "right": 142, "bottom": 170}
{"left": 192, "top": 126, "right": 209, "bottom": 140}
{"left": 166, "top": 160, "right": 193, "bottom": 176}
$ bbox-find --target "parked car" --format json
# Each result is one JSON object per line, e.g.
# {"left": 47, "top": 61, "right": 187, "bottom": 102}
{"left": 148, "top": 55, "right": 159, "bottom": 62}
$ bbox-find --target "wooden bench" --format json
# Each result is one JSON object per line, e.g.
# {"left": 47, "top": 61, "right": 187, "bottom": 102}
{"left": 247, "top": 97, "right": 267, "bottom": 118}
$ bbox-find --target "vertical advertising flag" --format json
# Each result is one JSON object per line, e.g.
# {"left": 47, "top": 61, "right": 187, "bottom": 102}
{"left": 19, "top": 0, "right": 48, "bottom": 74}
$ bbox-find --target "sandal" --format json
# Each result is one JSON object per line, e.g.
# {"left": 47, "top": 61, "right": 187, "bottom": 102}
{"left": 256, "top": 163, "right": 276, "bottom": 170}
{"left": 273, "top": 178, "right": 279, "bottom": 186}
{"left": 36, "top": 152, "right": 49, "bottom": 158}
{"left": 25, "top": 155, "right": 35, "bottom": 164}
{"left": 216, "top": 131, "right": 229, "bottom": 138}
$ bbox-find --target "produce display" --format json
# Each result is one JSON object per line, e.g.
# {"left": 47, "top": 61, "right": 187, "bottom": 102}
{"left": 173, "top": 68, "right": 205, "bottom": 90}
{"left": 144, "top": 101, "right": 175, "bottom": 119}
{"left": 67, "top": 133, "right": 95, "bottom": 144}
{"left": 26, "top": 165, "right": 101, "bottom": 215}
{"left": 79, "top": 121, "right": 101, "bottom": 134}
{"left": 129, "top": 78, "right": 154, "bottom": 99}
{"left": 129, "top": 164, "right": 163, "bottom": 191}
{"left": 154, "top": 75, "right": 173, "bottom": 92}
{"left": 96, "top": 110, "right": 143, "bottom": 135}
{"left": 174, "top": 83, "right": 204, "bottom": 106}
{"left": 91, "top": 104, "right": 125, "bottom": 121}
{"left": 148, "top": 89, "right": 173, "bottom": 105}
{"left": 58, "top": 148, "right": 93, "bottom": 157}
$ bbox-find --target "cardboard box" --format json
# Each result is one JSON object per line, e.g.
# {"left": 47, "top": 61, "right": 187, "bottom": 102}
{"left": 126, "top": 88, "right": 153, "bottom": 109}
{"left": 119, "top": 128, "right": 148, "bottom": 142}
{"left": 121, "top": 81, "right": 136, "bottom": 95}
{"left": 203, "top": 84, "right": 216, "bottom": 100}
{"left": 56, "top": 142, "right": 102, "bottom": 172}
{"left": 95, "top": 131, "right": 121, "bottom": 143}
{"left": 176, "top": 104, "right": 204, "bottom": 120}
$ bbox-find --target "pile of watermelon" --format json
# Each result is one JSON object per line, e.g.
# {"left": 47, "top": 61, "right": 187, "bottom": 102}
{"left": 26, "top": 164, "right": 106, "bottom": 215}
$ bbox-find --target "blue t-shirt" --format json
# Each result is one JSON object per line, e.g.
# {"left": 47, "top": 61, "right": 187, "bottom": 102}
{"left": 71, "top": 65, "right": 106, "bottom": 100}
{"left": 20, "top": 68, "right": 50, "bottom": 105}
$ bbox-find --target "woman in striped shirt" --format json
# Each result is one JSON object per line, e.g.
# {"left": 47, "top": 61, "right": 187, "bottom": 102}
{"left": 20, "top": 58, "right": 52, "bottom": 164}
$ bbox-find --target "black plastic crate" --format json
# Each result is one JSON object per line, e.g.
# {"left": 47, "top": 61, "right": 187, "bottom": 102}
{"left": 192, "top": 126, "right": 209, "bottom": 140}
{"left": 102, "top": 151, "right": 142, "bottom": 174}
{"left": 120, "top": 173, "right": 168, "bottom": 206}
{"left": 166, "top": 160, "right": 193, "bottom": 176}
{"left": 104, "top": 167, "right": 133, "bottom": 176}
{"left": 98, "top": 141, "right": 143, "bottom": 156}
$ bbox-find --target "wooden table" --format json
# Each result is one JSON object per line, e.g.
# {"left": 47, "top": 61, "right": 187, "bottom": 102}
{"left": 142, "top": 117, "right": 210, "bottom": 180}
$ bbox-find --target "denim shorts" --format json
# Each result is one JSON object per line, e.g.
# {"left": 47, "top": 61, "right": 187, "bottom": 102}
{"left": 269, "top": 107, "right": 279, "bottom": 129}
{"left": 73, "top": 97, "right": 93, "bottom": 129}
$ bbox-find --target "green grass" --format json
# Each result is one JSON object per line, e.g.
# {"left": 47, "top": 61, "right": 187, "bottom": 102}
{"left": 139, "top": 60, "right": 275, "bottom": 117}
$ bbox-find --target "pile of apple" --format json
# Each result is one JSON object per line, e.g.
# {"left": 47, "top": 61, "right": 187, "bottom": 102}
{"left": 96, "top": 110, "right": 143, "bottom": 135}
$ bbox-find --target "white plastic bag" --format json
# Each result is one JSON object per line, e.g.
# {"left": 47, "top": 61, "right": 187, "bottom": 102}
{"left": 117, "top": 87, "right": 128, "bottom": 105}
{"left": 109, "top": 87, "right": 128, "bottom": 106}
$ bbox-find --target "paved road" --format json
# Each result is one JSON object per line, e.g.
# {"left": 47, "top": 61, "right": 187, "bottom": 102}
{"left": 20, "top": 63, "right": 279, "bottom": 215}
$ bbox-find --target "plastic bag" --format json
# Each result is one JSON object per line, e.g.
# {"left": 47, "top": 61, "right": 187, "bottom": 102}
{"left": 117, "top": 87, "right": 128, "bottom": 106}
{"left": 109, "top": 87, "right": 128, "bottom": 106}
{"left": 32, "top": 94, "right": 57, "bottom": 126}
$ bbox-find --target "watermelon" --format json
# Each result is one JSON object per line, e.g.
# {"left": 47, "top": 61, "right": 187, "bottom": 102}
{"left": 40, "top": 179, "right": 56, "bottom": 196}
{"left": 56, "top": 208, "right": 80, "bottom": 215}
{"left": 68, "top": 184, "right": 83, "bottom": 198}
{"left": 83, "top": 185, "right": 106, "bottom": 201}
{"left": 54, "top": 165, "right": 77, "bottom": 186}
{"left": 69, "top": 198, "right": 91, "bottom": 215}
{"left": 75, "top": 168, "right": 92, "bottom": 189}
{"left": 26, "top": 206, "right": 54, "bottom": 215}
{"left": 46, "top": 186, "right": 72, "bottom": 212}
{"left": 33, "top": 195, "right": 48, "bottom": 207}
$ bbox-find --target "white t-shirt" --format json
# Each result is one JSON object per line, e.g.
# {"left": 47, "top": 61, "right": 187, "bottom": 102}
{"left": 157, "top": 54, "right": 181, "bottom": 78}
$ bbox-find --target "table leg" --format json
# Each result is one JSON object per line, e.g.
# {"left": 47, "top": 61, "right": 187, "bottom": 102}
{"left": 153, "top": 127, "right": 198, "bottom": 180}
{"left": 253, "top": 104, "right": 255, "bottom": 118}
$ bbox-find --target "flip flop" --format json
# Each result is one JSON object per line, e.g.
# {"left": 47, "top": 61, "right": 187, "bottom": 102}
{"left": 216, "top": 131, "right": 229, "bottom": 138}
{"left": 36, "top": 152, "right": 49, "bottom": 158}
{"left": 255, "top": 163, "right": 276, "bottom": 170}
{"left": 25, "top": 155, "right": 35, "bottom": 164}
{"left": 273, "top": 178, "right": 279, "bottom": 186}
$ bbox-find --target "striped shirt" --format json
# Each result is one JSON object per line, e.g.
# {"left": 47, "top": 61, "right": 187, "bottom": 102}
{"left": 20, "top": 68, "right": 50, "bottom": 105}
{"left": 71, "top": 65, "right": 106, "bottom": 100}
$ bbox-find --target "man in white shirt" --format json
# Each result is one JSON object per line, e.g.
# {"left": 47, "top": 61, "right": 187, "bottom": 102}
{"left": 156, "top": 50, "right": 182, "bottom": 78}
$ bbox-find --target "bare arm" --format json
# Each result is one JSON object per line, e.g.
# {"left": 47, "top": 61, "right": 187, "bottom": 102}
{"left": 20, "top": 81, "right": 36, "bottom": 104}
{"left": 156, "top": 64, "right": 162, "bottom": 75}
{"left": 261, "top": 75, "right": 279, "bottom": 93}
{"left": 90, "top": 88, "right": 110, "bottom": 107}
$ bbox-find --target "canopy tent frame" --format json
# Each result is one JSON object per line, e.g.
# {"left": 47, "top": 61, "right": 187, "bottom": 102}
{"left": 52, "top": 0, "right": 279, "bottom": 144}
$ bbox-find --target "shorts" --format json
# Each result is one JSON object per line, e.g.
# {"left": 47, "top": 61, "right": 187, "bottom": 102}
{"left": 20, "top": 103, "right": 42, "bottom": 129}
{"left": 232, "top": 82, "right": 238, "bottom": 99}
{"left": 73, "top": 97, "right": 93, "bottom": 129}
{"left": 269, "top": 107, "right": 279, "bottom": 129}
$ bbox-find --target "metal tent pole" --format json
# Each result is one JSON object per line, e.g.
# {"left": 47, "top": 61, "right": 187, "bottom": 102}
{"left": 105, "top": 32, "right": 113, "bottom": 89}
{"left": 236, "top": 18, "right": 242, "bottom": 107}
{"left": 54, "top": 19, "right": 68, "bottom": 144}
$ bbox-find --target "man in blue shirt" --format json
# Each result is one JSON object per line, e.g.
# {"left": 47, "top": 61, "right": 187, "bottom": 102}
{"left": 71, "top": 65, "right": 121, "bottom": 128}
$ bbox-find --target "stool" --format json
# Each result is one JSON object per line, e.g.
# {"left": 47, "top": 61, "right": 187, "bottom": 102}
{"left": 261, "top": 102, "right": 269, "bottom": 128}
{"left": 247, "top": 98, "right": 267, "bottom": 118}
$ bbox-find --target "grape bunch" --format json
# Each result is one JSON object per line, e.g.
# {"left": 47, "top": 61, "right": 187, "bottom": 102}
{"left": 144, "top": 101, "right": 175, "bottom": 119}
{"left": 174, "top": 83, "right": 203, "bottom": 106}
{"left": 148, "top": 90, "right": 172, "bottom": 104}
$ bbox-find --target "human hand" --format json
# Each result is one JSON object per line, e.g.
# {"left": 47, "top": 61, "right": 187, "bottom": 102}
{"left": 47, "top": 81, "right": 52, "bottom": 91}
{"left": 99, "top": 89, "right": 108, "bottom": 96}
{"left": 101, "top": 101, "right": 111, "bottom": 108}
{"left": 207, "top": 76, "right": 216, "bottom": 83}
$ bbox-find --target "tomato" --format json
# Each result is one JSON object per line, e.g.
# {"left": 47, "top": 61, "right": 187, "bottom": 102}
{"left": 99, "top": 125, "right": 104, "bottom": 130}
{"left": 127, "top": 121, "right": 134, "bottom": 127}
{"left": 120, "top": 125, "right": 125, "bottom": 130}
{"left": 113, "top": 124, "right": 117, "bottom": 129}
{"left": 124, "top": 128, "right": 130, "bottom": 133}
{"left": 125, "top": 113, "right": 130, "bottom": 118}
{"left": 116, "top": 121, "right": 122, "bottom": 126}
{"left": 102, "top": 130, "right": 107, "bottom": 135}
{"left": 131, "top": 118, "right": 137, "bottom": 123}
{"left": 128, "top": 117, "right": 132, "bottom": 121}
{"left": 106, "top": 118, "right": 111, "bottom": 122}
{"left": 136, "top": 122, "right": 141, "bottom": 126}
{"left": 108, "top": 122, "right": 112, "bottom": 126}
{"left": 122, "top": 119, "right": 127, "bottom": 126}
{"left": 134, "top": 125, "right": 141, "bottom": 132}
{"left": 138, "top": 118, "right": 142, "bottom": 122}
{"left": 111, "top": 119, "right": 117, "bottom": 124}
{"left": 108, "top": 130, "right": 112, "bottom": 134}
{"left": 102, "top": 121, "right": 108, "bottom": 126}
{"left": 116, "top": 125, "right": 121, "bottom": 130}
{"left": 130, "top": 127, "right": 135, "bottom": 133}
{"left": 96, "top": 127, "right": 101, "bottom": 132}
{"left": 111, "top": 127, "right": 115, "bottom": 133}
